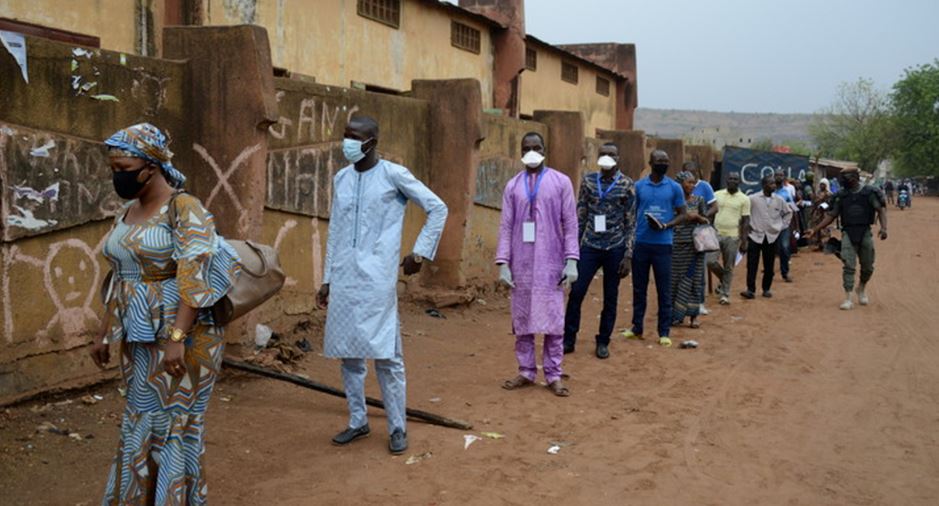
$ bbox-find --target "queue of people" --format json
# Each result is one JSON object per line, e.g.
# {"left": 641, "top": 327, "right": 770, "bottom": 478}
{"left": 87, "top": 119, "right": 889, "bottom": 503}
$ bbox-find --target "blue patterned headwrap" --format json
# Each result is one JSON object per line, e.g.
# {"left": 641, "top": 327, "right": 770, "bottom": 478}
{"left": 104, "top": 123, "right": 186, "bottom": 188}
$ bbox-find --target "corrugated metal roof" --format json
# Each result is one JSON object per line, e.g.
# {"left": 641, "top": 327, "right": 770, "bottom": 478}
{"left": 813, "top": 158, "right": 860, "bottom": 170}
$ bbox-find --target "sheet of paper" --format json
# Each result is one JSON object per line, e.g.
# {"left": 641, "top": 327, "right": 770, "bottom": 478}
{"left": 594, "top": 214, "right": 607, "bottom": 233}
{"left": 735, "top": 251, "right": 744, "bottom": 266}
{"left": 0, "top": 31, "right": 28, "bottom": 83}
{"left": 523, "top": 222, "right": 535, "bottom": 243}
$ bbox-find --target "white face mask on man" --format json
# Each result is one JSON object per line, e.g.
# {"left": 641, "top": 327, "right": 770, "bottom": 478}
{"left": 598, "top": 155, "right": 617, "bottom": 170}
{"left": 521, "top": 150, "right": 545, "bottom": 168}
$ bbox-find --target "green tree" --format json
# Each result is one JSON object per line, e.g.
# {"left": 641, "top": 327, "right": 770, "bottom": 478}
{"left": 809, "top": 78, "right": 896, "bottom": 172}
{"left": 891, "top": 59, "right": 939, "bottom": 177}
{"left": 781, "top": 139, "right": 814, "bottom": 156}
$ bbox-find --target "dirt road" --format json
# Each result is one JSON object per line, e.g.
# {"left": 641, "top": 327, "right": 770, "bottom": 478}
{"left": 3, "top": 198, "right": 938, "bottom": 505}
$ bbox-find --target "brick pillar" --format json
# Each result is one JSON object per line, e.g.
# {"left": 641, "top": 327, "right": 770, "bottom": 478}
{"left": 533, "top": 110, "right": 585, "bottom": 192}
{"left": 597, "top": 129, "right": 647, "bottom": 181}
{"left": 411, "top": 79, "right": 485, "bottom": 288}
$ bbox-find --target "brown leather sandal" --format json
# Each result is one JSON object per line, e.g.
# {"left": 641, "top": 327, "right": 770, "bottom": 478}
{"left": 502, "top": 375, "right": 534, "bottom": 390}
{"left": 547, "top": 380, "right": 571, "bottom": 397}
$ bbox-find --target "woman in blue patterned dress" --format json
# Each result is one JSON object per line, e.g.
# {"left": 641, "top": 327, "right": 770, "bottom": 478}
{"left": 89, "top": 123, "right": 240, "bottom": 505}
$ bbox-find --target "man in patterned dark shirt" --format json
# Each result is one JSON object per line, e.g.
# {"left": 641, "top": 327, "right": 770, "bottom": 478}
{"left": 563, "top": 142, "right": 637, "bottom": 359}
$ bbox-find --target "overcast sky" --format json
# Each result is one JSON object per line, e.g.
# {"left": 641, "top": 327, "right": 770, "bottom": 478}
{"left": 525, "top": 0, "right": 939, "bottom": 114}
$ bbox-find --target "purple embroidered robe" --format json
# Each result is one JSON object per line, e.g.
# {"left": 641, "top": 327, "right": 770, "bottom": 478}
{"left": 496, "top": 167, "right": 579, "bottom": 335}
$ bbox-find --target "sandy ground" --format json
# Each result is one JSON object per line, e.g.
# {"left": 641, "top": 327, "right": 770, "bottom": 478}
{"left": 2, "top": 197, "right": 938, "bottom": 506}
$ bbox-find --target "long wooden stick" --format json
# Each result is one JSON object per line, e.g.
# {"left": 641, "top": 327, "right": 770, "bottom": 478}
{"left": 222, "top": 357, "right": 473, "bottom": 431}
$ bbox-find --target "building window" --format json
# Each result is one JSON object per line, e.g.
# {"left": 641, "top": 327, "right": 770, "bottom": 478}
{"left": 596, "top": 76, "right": 610, "bottom": 96}
{"left": 357, "top": 0, "right": 400, "bottom": 29}
{"left": 451, "top": 21, "right": 481, "bottom": 54}
{"left": 525, "top": 47, "right": 537, "bottom": 71}
{"left": 561, "top": 61, "right": 578, "bottom": 84}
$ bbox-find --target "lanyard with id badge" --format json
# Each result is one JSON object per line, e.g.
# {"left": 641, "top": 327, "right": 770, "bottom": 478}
{"left": 593, "top": 172, "right": 621, "bottom": 233}
{"left": 523, "top": 169, "right": 546, "bottom": 243}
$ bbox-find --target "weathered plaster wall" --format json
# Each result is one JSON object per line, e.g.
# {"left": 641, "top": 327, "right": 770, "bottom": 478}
{"left": 0, "top": 0, "right": 170, "bottom": 56}
{"left": 204, "top": 0, "right": 495, "bottom": 108}
{"left": 0, "top": 1, "right": 138, "bottom": 53}
{"left": 0, "top": 35, "right": 187, "bottom": 404}
{"left": 520, "top": 43, "right": 616, "bottom": 136}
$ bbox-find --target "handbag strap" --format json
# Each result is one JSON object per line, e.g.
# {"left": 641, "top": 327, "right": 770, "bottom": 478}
{"left": 238, "top": 241, "right": 271, "bottom": 278}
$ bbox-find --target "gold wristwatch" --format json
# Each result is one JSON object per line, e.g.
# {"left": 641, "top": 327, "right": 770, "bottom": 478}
{"left": 169, "top": 327, "right": 187, "bottom": 343}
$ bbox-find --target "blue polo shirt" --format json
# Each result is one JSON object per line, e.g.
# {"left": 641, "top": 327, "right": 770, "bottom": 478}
{"left": 693, "top": 180, "right": 716, "bottom": 204}
{"left": 635, "top": 176, "right": 686, "bottom": 245}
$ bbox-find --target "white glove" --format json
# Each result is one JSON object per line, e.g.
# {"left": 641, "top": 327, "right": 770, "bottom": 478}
{"left": 498, "top": 263, "right": 515, "bottom": 288}
{"left": 562, "top": 259, "right": 578, "bottom": 288}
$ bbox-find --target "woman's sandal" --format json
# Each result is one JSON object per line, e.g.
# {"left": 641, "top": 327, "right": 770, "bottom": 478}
{"left": 547, "top": 380, "right": 571, "bottom": 397}
{"left": 502, "top": 375, "right": 534, "bottom": 390}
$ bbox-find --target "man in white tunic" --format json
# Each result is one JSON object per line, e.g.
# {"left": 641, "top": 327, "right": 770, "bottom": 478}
{"left": 317, "top": 116, "right": 448, "bottom": 454}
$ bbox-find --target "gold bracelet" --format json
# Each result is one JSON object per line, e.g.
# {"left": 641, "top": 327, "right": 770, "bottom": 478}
{"left": 169, "top": 327, "right": 187, "bottom": 343}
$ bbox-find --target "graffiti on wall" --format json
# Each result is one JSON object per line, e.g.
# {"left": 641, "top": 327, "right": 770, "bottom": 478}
{"left": 193, "top": 142, "right": 263, "bottom": 236}
{"left": 1, "top": 234, "right": 107, "bottom": 348}
{"left": 1, "top": 123, "right": 123, "bottom": 241}
{"left": 268, "top": 90, "right": 360, "bottom": 147}
{"left": 266, "top": 143, "right": 343, "bottom": 218}
{"left": 474, "top": 156, "right": 519, "bottom": 210}
{"left": 265, "top": 89, "right": 364, "bottom": 217}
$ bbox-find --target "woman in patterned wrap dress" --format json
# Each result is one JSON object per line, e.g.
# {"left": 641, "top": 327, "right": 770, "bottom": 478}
{"left": 90, "top": 123, "right": 240, "bottom": 505}
{"left": 669, "top": 170, "right": 710, "bottom": 328}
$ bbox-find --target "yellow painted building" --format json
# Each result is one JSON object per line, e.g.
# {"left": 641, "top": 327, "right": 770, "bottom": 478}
{"left": 202, "top": 0, "right": 496, "bottom": 108}
{"left": 520, "top": 36, "right": 618, "bottom": 136}
{"left": 1, "top": 0, "right": 635, "bottom": 130}
{"left": 1, "top": 0, "right": 131, "bottom": 52}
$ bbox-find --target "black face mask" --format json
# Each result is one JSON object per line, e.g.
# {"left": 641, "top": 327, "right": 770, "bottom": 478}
{"left": 652, "top": 163, "right": 669, "bottom": 175}
{"left": 113, "top": 168, "right": 153, "bottom": 200}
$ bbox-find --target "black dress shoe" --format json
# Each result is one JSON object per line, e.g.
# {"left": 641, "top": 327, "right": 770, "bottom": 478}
{"left": 762, "top": 291, "right": 773, "bottom": 298}
{"left": 595, "top": 344, "right": 609, "bottom": 359}
{"left": 740, "top": 291, "right": 755, "bottom": 300}
{"left": 783, "top": 275, "right": 793, "bottom": 283}
{"left": 563, "top": 342, "right": 575, "bottom": 354}
{"left": 389, "top": 430, "right": 408, "bottom": 455}
{"left": 332, "top": 424, "right": 370, "bottom": 446}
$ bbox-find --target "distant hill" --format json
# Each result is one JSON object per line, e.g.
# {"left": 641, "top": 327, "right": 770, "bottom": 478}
{"left": 635, "top": 108, "right": 816, "bottom": 146}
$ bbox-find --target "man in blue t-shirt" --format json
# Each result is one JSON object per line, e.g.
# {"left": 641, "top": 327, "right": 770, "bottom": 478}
{"left": 622, "top": 150, "right": 687, "bottom": 347}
